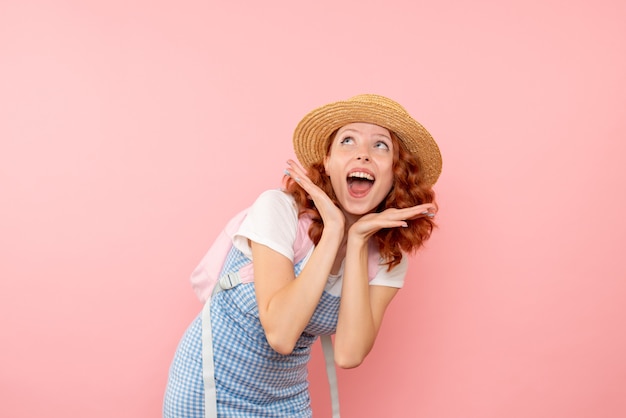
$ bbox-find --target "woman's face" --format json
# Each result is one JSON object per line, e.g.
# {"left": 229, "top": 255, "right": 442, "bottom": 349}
{"left": 324, "top": 122, "right": 395, "bottom": 217}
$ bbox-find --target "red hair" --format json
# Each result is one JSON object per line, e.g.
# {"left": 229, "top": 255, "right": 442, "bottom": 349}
{"left": 284, "top": 131, "right": 437, "bottom": 270}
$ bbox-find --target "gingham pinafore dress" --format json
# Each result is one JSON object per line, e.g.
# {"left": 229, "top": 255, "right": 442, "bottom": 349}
{"left": 163, "top": 243, "right": 341, "bottom": 417}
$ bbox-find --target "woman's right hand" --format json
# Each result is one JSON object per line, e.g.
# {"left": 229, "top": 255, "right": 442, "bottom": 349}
{"left": 348, "top": 203, "right": 436, "bottom": 244}
{"left": 285, "top": 159, "right": 345, "bottom": 235}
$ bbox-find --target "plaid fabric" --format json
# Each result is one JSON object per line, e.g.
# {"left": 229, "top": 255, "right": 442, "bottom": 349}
{"left": 163, "top": 246, "right": 340, "bottom": 417}
{"left": 163, "top": 315, "right": 204, "bottom": 417}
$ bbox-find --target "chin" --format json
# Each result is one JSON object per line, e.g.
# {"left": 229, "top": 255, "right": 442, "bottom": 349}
{"left": 341, "top": 201, "right": 379, "bottom": 217}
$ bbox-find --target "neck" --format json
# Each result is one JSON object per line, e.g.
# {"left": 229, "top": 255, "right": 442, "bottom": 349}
{"left": 342, "top": 211, "right": 360, "bottom": 232}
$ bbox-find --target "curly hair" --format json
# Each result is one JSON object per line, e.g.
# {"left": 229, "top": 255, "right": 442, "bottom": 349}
{"left": 284, "top": 131, "right": 437, "bottom": 270}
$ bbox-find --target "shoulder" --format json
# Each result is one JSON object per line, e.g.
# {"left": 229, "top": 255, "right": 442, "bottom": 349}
{"left": 234, "top": 189, "right": 300, "bottom": 260}
{"left": 245, "top": 189, "right": 299, "bottom": 229}
{"left": 250, "top": 189, "right": 298, "bottom": 215}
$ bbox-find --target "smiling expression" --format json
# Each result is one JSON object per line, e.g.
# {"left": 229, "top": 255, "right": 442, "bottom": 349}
{"left": 323, "top": 122, "right": 395, "bottom": 218}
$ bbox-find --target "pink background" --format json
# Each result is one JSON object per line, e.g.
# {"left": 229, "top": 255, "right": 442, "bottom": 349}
{"left": 1, "top": 1, "right": 625, "bottom": 417}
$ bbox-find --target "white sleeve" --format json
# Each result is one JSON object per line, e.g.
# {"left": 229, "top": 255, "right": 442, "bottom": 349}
{"left": 369, "top": 254, "right": 409, "bottom": 288}
{"left": 232, "top": 189, "right": 298, "bottom": 261}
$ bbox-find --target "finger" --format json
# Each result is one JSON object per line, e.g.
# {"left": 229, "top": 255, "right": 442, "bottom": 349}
{"left": 286, "top": 159, "right": 307, "bottom": 178}
{"left": 284, "top": 168, "right": 309, "bottom": 188}
{"left": 404, "top": 210, "right": 436, "bottom": 221}
{"left": 384, "top": 205, "right": 436, "bottom": 221}
{"left": 350, "top": 218, "right": 411, "bottom": 239}
{"left": 284, "top": 160, "right": 309, "bottom": 184}
{"left": 286, "top": 159, "right": 305, "bottom": 171}
{"left": 284, "top": 161, "right": 327, "bottom": 201}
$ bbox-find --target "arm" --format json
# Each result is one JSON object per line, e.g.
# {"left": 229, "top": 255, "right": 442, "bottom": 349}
{"left": 333, "top": 237, "right": 398, "bottom": 368}
{"left": 252, "top": 223, "right": 342, "bottom": 355}
{"left": 279, "top": 160, "right": 435, "bottom": 364}
{"left": 253, "top": 161, "right": 346, "bottom": 355}
{"left": 333, "top": 206, "right": 434, "bottom": 368}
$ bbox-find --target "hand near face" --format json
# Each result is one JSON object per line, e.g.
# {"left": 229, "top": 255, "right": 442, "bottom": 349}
{"left": 285, "top": 159, "right": 345, "bottom": 234}
{"left": 348, "top": 204, "right": 436, "bottom": 244}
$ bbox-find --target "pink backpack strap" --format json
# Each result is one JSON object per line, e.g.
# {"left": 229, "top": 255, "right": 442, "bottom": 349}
{"left": 294, "top": 215, "right": 314, "bottom": 262}
{"left": 190, "top": 210, "right": 317, "bottom": 303}
{"left": 190, "top": 208, "right": 249, "bottom": 303}
{"left": 226, "top": 213, "right": 316, "bottom": 286}
{"left": 367, "top": 239, "right": 383, "bottom": 281}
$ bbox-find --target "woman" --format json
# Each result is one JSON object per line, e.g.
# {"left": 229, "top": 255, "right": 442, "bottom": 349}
{"left": 163, "top": 94, "right": 442, "bottom": 417}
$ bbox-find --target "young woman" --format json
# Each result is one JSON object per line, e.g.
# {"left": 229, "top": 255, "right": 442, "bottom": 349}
{"left": 163, "top": 94, "right": 442, "bottom": 417}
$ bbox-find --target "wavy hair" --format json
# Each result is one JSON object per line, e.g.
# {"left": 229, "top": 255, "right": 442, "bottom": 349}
{"left": 284, "top": 131, "right": 437, "bottom": 270}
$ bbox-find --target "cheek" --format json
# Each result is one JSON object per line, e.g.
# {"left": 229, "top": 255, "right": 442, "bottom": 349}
{"left": 324, "top": 157, "right": 342, "bottom": 178}
{"left": 380, "top": 176, "right": 394, "bottom": 195}
{"left": 378, "top": 163, "right": 395, "bottom": 193}
{"left": 325, "top": 161, "right": 349, "bottom": 193}
{"left": 327, "top": 165, "right": 343, "bottom": 186}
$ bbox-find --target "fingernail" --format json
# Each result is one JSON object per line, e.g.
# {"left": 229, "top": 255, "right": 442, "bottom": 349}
{"left": 421, "top": 211, "right": 429, "bottom": 215}
{"left": 295, "top": 177, "right": 301, "bottom": 183}
{"left": 401, "top": 222, "right": 408, "bottom": 227}
{"left": 283, "top": 169, "right": 290, "bottom": 176}
{"left": 427, "top": 213, "right": 435, "bottom": 218}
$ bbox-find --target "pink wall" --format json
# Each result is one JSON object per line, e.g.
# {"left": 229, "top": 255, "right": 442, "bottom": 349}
{"left": 1, "top": 1, "right": 625, "bottom": 417}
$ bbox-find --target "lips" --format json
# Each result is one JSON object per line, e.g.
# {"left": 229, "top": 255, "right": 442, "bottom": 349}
{"left": 347, "top": 170, "right": 375, "bottom": 197}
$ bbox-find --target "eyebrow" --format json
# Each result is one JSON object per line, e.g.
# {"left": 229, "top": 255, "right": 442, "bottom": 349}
{"left": 339, "top": 128, "right": 391, "bottom": 141}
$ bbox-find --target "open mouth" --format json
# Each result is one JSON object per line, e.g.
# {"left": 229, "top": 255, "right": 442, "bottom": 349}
{"left": 347, "top": 171, "right": 375, "bottom": 197}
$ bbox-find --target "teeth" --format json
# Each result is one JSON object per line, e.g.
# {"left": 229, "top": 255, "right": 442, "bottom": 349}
{"left": 348, "top": 171, "right": 374, "bottom": 181}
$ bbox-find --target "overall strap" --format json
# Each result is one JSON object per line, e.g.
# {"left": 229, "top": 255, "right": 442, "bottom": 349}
{"left": 200, "top": 209, "right": 344, "bottom": 417}
{"left": 201, "top": 271, "right": 341, "bottom": 418}
{"left": 201, "top": 272, "right": 242, "bottom": 418}
{"left": 321, "top": 335, "right": 341, "bottom": 418}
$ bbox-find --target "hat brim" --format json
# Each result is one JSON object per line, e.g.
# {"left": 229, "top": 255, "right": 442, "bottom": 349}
{"left": 293, "top": 95, "right": 442, "bottom": 186}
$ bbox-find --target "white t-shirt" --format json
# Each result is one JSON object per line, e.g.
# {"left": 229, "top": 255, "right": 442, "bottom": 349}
{"left": 233, "top": 189, "right": 408, "bottom": 297}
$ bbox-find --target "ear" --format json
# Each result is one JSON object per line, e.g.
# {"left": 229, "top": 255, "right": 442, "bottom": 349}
{"left": 323, "top": 154, "right": 330, "bottom": 175}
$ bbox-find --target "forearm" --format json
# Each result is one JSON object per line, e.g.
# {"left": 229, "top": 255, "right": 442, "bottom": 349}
{"left": 334, "top": 236, "right": 377, "bottom": 368}
{"left": 254, "top": 227, "right": 343, "bottom": 354}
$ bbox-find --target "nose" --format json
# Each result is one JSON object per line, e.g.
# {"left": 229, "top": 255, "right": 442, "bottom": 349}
{"left": 355, "top": 146, "right": 370, "bottom": 162}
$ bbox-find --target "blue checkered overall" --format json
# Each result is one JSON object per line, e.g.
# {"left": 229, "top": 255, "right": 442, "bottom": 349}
{"left": 163, "top": 245, "right": 341, "bottom": 417}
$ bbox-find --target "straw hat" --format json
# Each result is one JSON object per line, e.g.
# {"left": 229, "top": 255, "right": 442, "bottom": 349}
{"left": 293, "top": 94, "right": 442, "bottom": 186}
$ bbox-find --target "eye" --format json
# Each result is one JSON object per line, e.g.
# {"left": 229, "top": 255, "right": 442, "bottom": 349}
{"left": 340, "top": 136, "right": 355, "bottom": 145}
{"left": 374, "top": 140, "right": 390, "bottom": 150}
